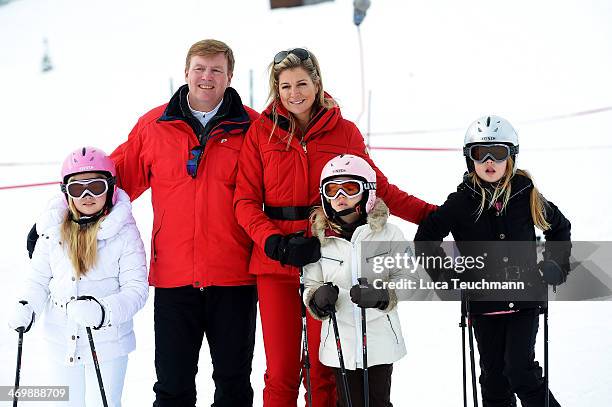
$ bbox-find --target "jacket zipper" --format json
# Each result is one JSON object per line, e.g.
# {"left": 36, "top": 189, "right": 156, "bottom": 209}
{"left": 387, "top": 315, "right": 399, "bottom": 344}
{"left": 351, "top": 240, "right": 362, "bottom": 367}
{"left": 365, "top": 251, "right": 390, "bottom": 263}
{"left": 321, "top": 256, "right": 343, "bottom": 265}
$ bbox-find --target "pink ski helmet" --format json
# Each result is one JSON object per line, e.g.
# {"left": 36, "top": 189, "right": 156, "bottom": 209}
{"left": 60, "top": 147, "right": 117, "bottom": 205}
{"left": 319, "top": 154, "right": 377, "bottom": 220}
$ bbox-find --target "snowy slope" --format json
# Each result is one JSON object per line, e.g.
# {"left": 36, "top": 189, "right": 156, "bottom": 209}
{"left": 1, "top": 0, "right": 612, "bottom": 406}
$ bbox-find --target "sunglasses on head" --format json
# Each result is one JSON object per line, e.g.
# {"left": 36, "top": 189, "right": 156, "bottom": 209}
{"left": 464, "top": 144, "right": 515, "bottom": 163}
{"left": 62, "top": 178, "right": 112, "bottom": 199}
{"left": 321, "top": 179, "right": 375, "bottom": 200}
{"left": 187, "top": 146, "right": 204, "bottom": 178}
{"left": 273, "top": 48, "right": 310, "bottom": 65}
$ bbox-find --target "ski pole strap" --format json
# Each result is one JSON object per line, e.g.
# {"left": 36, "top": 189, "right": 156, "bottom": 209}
{"left": 264, "top": 205, "right": 312, "bottom": 221}
{"left": 76, "top": 296, "right": 106, "bottom": 330}
{"left": 17, "top": 300, "right": 34, "bottom": 333}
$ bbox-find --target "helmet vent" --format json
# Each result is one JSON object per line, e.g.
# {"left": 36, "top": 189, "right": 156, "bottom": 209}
{"left": 486, "top": 116, "right": 491, "bottom": 126}
{"left": 81, "top": 147, "right": 86, "bottom": 156}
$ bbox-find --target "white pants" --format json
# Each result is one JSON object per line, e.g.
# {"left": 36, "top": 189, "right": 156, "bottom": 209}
{"left": 46, "top": 355, "right": 128, "bottom": 407}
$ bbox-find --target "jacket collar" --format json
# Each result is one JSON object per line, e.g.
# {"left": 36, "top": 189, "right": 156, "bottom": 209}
{"left": 260, "top": 92, "right": 341, "bottom": 145}
{"left": 159, "top": 85, "right": 251, "bottom": 140}
{"left": 458, "top": 173, "right": 533, "bottom": 203}
{"left": 311, "top": 199, "right": 390, "bottom": 244}
{"left": 37, "top": 189, "right": 135, "bottom": 240}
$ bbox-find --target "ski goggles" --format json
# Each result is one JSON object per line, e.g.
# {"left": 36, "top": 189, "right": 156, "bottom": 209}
{"left": 321, "top": 179, "right": 375, "bottom": 200}
{"left": 464, "top": 144, "right": 517, "bottom": 163}
{"left": 274, "top": 48, "right": 310, "bottom": 65}
{"left": 62, "top": 178, "right": 112, "bottom": 199}
{"left": 186, "top": 146, "right": 204, "bottom": 178}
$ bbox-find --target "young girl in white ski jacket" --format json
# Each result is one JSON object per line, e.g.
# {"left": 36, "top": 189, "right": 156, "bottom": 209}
{"left": 303, "top": 154, "right": 410, "bottom": 407}
{"left": 8, "top": 147, "right": 148, "bottom": 407}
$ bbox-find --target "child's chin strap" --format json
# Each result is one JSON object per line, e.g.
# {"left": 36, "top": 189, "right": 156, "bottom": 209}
{"left": 70, "top": 207, "right": 109, "bottom": 227}
{"left": 331, "top": 200, "right": 367, "bottom": 224}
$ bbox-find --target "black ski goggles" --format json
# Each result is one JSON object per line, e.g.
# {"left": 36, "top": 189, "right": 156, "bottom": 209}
{"left": 464, "top": 144, "right": 518, "bottom": 163}
{"left": 274, "top": 48, "right": 310, "bottom": 65}
{"left": 62, "top": 178, "right": 113, "bottom": 199}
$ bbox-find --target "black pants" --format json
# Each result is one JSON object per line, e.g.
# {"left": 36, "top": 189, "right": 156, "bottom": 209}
{"left": 333, "top": 364, "right": 393, "bottom": 407}
{"left": 152, "top": 285, "right": 258, "bottom": 407}
{"left": 472, "top": 309, "right": 560, "bottom": 407}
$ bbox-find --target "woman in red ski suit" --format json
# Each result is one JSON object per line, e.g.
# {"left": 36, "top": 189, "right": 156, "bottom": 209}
{"left": 234, "top": 48, "right": 436, "bottom": 407}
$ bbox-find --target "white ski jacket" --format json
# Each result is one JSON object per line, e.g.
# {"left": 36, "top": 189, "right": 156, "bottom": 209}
{"left": 303, "top": 200, "right": 409, "bottom": 370}
{"left": 21, "top": 189, "right": 148, "bottom": 366}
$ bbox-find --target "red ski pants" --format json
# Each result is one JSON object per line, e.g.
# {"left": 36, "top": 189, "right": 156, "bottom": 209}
{"left": 257, "top": 274, "right": 337, "bottom": 407}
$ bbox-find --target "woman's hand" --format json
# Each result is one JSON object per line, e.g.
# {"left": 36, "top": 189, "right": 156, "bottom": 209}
{"left": 264, "top": 231, "right": 321, "bottom": 267}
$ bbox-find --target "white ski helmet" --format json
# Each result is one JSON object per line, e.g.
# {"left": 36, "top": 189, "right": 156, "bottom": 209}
{"left": 463, "top": 115, "right": 519, "bottom": 172}
{"left": 319, "top": 154, "right": 377, "bottom": 220}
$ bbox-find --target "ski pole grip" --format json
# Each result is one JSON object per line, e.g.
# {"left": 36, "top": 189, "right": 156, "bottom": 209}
{"left": 324, "top": 282, "right": 337, "bottom": 313}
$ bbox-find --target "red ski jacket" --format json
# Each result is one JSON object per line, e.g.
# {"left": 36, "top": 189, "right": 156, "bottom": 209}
{"left": 234, "top": 98, "right": 436, "bottom": 277}
{"left": 111, "top": 86, "right": 258, "bottom": 288}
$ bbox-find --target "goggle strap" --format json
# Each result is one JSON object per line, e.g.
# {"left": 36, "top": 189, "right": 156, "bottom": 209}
{"left": 363, "top": 182, "right": 376, "bottom": 190}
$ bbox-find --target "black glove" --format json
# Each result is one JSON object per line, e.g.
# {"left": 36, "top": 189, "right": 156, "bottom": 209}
{"left": 539, "top": 260, "right": 566, "bottom": 286}
{"left": 27, "top": 223, "right": 39, "bottom": 259}
{"left": 350, "top": 280, "right": 389, "bottom": 309}
{"left": 264, "top": 232, "right": 321, "bottom": 267}
{"left": 310, "top": 284, "right": 339, "bottom": 317}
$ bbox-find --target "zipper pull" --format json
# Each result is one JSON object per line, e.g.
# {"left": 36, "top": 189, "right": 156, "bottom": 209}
{"left": 301, "top": 141, "right": 307, "bottom": 153}
{"left": 494, "top": 201, "right": 502, "bottom": 216}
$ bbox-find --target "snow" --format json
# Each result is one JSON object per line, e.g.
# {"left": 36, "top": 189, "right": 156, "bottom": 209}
{"left": 1, "top": 0, "right": 611, "bottom": 405}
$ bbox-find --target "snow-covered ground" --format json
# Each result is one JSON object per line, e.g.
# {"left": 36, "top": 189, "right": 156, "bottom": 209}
{"left": 1, "top": 0, "right": 611, "bottom": 405}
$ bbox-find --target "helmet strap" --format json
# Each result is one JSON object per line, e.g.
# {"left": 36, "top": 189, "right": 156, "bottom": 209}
{"left": 69, "top": 207, "right": 109, "bottom": 227}
{"left": 330, "top": 207, "right": 356, "bottom": 224}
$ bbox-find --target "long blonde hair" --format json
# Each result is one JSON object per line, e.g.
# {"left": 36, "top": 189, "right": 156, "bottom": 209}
{"left": 267, "top": 49, "right": 336, "bottom": 149}
{"left": 60, "top": 178, "right": 107, "bottom": 278}
{"left": 468, "top": 158, "right": 551, "bottom": 230}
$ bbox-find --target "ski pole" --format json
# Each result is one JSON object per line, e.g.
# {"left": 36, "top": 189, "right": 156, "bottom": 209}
{"left": 299, "top": 267, "right": 313, "bottom": 407}
{"left": 85, "top": 326, "right": 108, "bottom": 407}
{"left": 328, "top": 306, "right": 352, "bottom": 406}
{"left": 466, "top": 296, "right": 479, "bottom": 407}
{"left": 13, "top": 327, "right": 24, "bottom": 407}
{"left": 460, "top": 290, "right": 467, "bottom": 407}
{"left": 357, "top": 277, "right": 369, "bottom": 407}
{"left": 544, "top": 305, "right": 549, "bottom": 407}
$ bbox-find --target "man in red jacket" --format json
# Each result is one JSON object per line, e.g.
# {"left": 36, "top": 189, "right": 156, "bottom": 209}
{"left": 111, "top": 39, "right": 259, "bottom": 407}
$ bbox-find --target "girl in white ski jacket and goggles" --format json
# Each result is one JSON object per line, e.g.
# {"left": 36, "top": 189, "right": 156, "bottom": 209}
{"left": 303, "top": 154, "right": 413, "bottom": 407}
{"left": 8, "top": 146, "right": 148, "bottom": 407}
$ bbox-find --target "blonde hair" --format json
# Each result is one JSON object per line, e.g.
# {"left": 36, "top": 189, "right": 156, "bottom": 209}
{"left": 185, "top": 39, "right": 235, "bottom": 74}
{"left": 468, "top": 158, "right": 551, "bottom": 230}
{"left": 60, "top": 177, "right": 107, "bottom": 278}
{"left": 267, "top": 49, "right": 336, "bottom": 148}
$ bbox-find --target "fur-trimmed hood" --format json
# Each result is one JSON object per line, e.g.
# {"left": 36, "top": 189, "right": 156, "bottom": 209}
{"left": 311, "top": 198, "right": 389, "bottom": 244}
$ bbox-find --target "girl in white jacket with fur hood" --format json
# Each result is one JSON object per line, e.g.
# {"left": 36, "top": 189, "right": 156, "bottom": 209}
{"left": 303, "top": 155, "right": 411, "bottom": 407}
{"left": 8, "top": 147, "right": 148, "bottom": 407}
